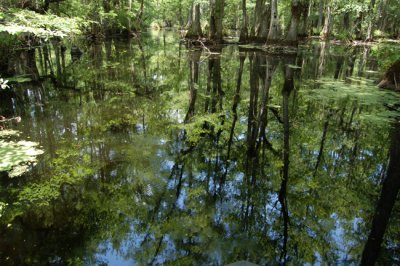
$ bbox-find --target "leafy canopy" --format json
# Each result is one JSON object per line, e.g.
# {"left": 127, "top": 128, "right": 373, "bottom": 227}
{"left": 0, "top": 9, "right": 86, "bottom": 39}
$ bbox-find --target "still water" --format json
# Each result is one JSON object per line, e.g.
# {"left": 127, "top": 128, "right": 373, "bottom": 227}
{"left": 0, "top": 31, "right": 399, "bottom": 265}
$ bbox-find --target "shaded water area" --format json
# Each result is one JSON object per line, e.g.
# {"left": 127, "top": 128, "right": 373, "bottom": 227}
{"left": 1, "top": 31, "right": 400, "bottom": 265}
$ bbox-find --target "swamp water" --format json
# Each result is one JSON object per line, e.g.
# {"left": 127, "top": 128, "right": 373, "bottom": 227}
{"left": 0, "top": 31, "right": 400, "bottom": 265}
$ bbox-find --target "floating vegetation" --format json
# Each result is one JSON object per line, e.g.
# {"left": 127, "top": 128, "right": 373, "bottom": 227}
{"left": 302, "top": 77, "right": 400, "bottom": 125}
{"left": 0, "top": 130, "right": 43, "bottom": 177}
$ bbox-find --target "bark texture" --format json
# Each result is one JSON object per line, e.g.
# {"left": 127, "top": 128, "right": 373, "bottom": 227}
{"left": 267, "top": 0, "right": 280, "bottom": 42}
{"left": 286, "top": 0, "right": 301, "bottom": 43}
{"left": 239, "top": 0, "right": 248, "bottom": 42}
{"left": 186, "top": 4, "right": 203, "bottom": 38}
{"left": 209, "top": 0, "right": 225, "bottom": 43}
{"left": 320, "top": 4, "right": 331, "bottom": 40}
{"left": 252, "top": 0, "right": 269, "bottom": 42}
{"left": 366, "top": 0, "right": 376, "bottom": 41}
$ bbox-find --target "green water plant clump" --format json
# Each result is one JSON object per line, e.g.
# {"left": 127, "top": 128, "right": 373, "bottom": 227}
{"left": 0, "top": 129, "right": 44, "bottom": 178}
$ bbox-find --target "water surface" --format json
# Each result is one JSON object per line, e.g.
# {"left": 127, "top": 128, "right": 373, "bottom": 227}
{"left": 0, "top": 31, "right": 399, "bottom": 265}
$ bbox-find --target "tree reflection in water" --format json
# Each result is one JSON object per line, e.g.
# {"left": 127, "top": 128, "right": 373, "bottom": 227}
{"left": 0, "top": 31, "right": 399, "bottom": 265}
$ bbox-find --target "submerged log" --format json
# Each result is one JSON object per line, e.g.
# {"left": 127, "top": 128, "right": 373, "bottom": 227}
{"left": 263, "top": 43, "right": 298, "bottom": 55}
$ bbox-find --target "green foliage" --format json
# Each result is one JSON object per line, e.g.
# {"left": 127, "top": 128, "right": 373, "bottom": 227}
{"left": 338, "top": 1, "right": 368, "bottom": 14}
{"left": 0, "top": 130, "right": 44, "bottom": 177}
{"left": 0, "top": 9, "right": 86, "bottom": 39}
{"left": 17, "top": 144, "right": 97, "bottom": 206}
{"left": 0, "top": 0, "right": 399, "bottom": 41}
{"left": 371, "top": 44, "right": 400, "bottom": 71}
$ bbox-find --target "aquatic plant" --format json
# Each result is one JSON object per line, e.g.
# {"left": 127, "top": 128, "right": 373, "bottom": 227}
{"left": 0, "top": 129, "right": 44, "bottom": 178}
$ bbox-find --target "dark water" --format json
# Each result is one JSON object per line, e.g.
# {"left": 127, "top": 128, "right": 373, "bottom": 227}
{"left": 1, "top": 31, "right": 400, "bottom": 265}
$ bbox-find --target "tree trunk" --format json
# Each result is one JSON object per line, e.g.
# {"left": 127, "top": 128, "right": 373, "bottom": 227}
{"left": 258, "top": 56, "right": 277, "bottom": 140}
{"left": 340, "top": 1, "right": 351, "bottom": 38}
{"left": 136, "top": 0, "right": 145, "bottom": 30}
{"left": 317, "top": 0, "right": 324, "bottom": 32}
{"left": 334, "top": 56, "right": 344, "bottom": 79}
{"left": 250, "top": 2, "right": 257, "bottom": 37}
{"left": 246, "top": 53, "right": 259, "bottom": 160}
{"left": 298, "top": 1, "right": 311, "bottom": 38}
{"left": 185, "top": 3, "right": 193, "bottom": 29}
{"left": 209, "top": 0, "right": 225, "bottom": 43}
{"left": 318, "top": 41, "right": 327, "bottom": 77}
{"left": 253, "top": 0, "right": 269, "bottom": 42}
{"left": 320, "top": 4, "right": 331, "bottom": 40}
{"left": 186, "top": 4, "right": 203, "bottom": 38}
{"left": 267, "top": 0, "right": 280, "bottom": 42}
{"left": 227, "top": 52, "right": 246, "bottom": 158}
{"left": 365, "top": 0, "right": 376, "bottom": 41}
{"left": 239, "top": 0, "right": 248, "bottom": 42}
{"left": 345, "top": 49, "right": 357, "bottom": 78}
{"left": 313, "top": 111, "right": 332, "bottom": 177}
{"left": 377, "top": 0, "right": 388, "bottom": 31}
{"left": 178, "top": 1, "right": 183, "bottom": 27}
{"left": 278, "top": 57, "right": 295, "bottom": 265}
{"left": 184, "top": 50, "right": 202, "bottom": 122}
{"left": 355, "top": 2, "right": 364, "bottom": 40}
{"left": 205, "top": 48, "right": 223, "bottom": 112}
{"left": 361, "top": 121, "right": 400, "bottom": 265}
{"left": 127, "top": 0, "right": 132, "bottom": 34}
{"left": 286, "top": 0, "right": 301, "bottom": 43}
